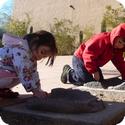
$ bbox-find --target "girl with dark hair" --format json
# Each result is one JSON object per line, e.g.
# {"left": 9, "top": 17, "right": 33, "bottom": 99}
{"left": 0, "top": 30, "right": 57, "bottom": 98}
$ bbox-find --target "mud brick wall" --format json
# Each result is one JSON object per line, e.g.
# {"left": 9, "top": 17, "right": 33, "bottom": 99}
{"left": 13, "top": 0, "right": 120, "bottom": 32}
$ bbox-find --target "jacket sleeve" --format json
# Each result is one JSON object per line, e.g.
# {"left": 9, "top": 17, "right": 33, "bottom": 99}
{"left": 82, "top": 38, "right": 106, "bottom": 74}
{"left": 111, "top": 49, "right": 125, "bottom": 80}
{"left": 12, "top": 47, "right": 41, "bottom": 92}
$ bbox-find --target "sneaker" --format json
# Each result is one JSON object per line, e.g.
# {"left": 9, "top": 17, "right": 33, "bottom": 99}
{"left": 61, "top": 65, "right": 71, "bottom": 83}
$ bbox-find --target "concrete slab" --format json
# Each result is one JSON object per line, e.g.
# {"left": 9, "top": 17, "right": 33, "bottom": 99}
{"left": 0, "top": 100, "right": 125, "bottom": 125}
{"left": 0, "top": 94, "right": 32, "bottom": 107}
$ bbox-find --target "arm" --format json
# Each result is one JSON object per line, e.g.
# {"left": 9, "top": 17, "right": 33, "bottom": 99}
{"left": 12, "top": 47, "right": 48, "bottom": 97}
{"left": 92, "top": 71, "right": 100, "bottom": 81}
{"left": 111, "top": 49, "right": 125, "bottom": 80}
{"left": 82, "top": 37, "right": 106, "bottom": 74}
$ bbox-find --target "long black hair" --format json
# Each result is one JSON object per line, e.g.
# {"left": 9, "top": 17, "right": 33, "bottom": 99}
{"left": 24, "top": 30, "right": 58, "bottom": 66}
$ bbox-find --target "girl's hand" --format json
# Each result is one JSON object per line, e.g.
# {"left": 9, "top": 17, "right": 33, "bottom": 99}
{"left": 32, "top": 89, "right": 48, "bottom": 98}
{"left": 93, "top": 71, "right": 100, "bottom": 81}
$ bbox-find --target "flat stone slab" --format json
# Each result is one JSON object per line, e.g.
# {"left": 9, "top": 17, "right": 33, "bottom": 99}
{"left": 0, "top": 94, "right": 32, "bottom": 107}
{"left": 0, "top": 101, "right": 125, "bottom": 125}
{"left": 83, "top": 77, "right": 123, "bottom": 89}
{"left": 0, "top": 87, "right": 125, "bottom": 125}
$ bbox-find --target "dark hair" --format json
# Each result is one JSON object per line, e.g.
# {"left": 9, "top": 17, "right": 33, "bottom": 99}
{"left": 23, "top": 30, "right": 58, "bottom": 66}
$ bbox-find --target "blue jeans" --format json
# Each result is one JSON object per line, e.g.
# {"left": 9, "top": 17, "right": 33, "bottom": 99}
{"left": 69, "top": 56, "right": 103, "bottom": 85}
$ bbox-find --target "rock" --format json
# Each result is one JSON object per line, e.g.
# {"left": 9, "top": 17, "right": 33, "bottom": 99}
{"left": 83, "top": 77, "right": 123, "bottom": 89}
{"left": 84, "top": 81, "right": 103, "bottom": 88}
{"left": 26, "top": 88, "right": 105, "bottom": 113}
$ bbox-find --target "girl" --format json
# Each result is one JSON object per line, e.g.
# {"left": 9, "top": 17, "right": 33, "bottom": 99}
{"left": 61, "top": 23, "right": 125, "bottom": 86}
{"left": 0, "top": 30, "right": 57, "bottom": 98}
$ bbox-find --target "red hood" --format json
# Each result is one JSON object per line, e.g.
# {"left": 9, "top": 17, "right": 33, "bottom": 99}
{"left": 110, "top": 23, "right": 125, "bottom": 45}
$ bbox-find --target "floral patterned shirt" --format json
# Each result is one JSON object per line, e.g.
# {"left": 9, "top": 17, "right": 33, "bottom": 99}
{"left": 0, "top": 34, "right": 40, "bottom": 92}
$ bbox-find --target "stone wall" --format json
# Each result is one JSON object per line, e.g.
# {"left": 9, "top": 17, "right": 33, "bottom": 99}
{"left": 13, "top": 0, "right": 120, "bottom": 33}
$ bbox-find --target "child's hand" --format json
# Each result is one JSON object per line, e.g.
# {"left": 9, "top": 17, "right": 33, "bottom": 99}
{"left": 32, "top": 89, "right": 48, "bottom": 98}
{"left": 93, "top": 71, "right": 100, "bottom": 81}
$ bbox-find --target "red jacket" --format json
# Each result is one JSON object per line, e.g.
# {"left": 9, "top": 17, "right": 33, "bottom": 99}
{"left": 74, "top": 23, "right": 125, "bottom": 79}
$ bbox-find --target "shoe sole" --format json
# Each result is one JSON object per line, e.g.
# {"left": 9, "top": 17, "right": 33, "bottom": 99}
{"left": 61, "top": 68, "right": 67, "bottom": 83}
{"left": 61, "top": 65, "right": 71, "bottom": 83}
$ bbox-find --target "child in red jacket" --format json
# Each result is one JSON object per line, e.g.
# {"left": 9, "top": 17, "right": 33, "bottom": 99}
{"left": 61, "top": 23, "right": 125, "bottom": 85}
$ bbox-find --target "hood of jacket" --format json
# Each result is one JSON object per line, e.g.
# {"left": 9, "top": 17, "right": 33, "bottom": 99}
{"left": 110, "top": 23, "right": 125, "bottom": 45}
{"left": 2, "top": 33, "right": 29, "bottom": 50}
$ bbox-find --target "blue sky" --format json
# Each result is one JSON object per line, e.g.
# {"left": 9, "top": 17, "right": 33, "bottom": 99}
{"left": 0, "top": 0, "right": 13, "bottom": 15}
{"left": 0, "top": 0, "right": 13, "bottom": 27}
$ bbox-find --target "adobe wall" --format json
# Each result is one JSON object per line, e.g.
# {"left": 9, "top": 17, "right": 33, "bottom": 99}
{"left": 13, "top": 0, "right": 120, "bottom": 33}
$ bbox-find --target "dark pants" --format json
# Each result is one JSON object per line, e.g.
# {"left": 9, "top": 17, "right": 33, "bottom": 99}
{"left": 69, "top": 56, "right": 104, "bottom": 85}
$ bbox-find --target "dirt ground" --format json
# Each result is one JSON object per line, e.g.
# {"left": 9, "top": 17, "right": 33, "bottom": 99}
{"left": 12, "top": 56, "right": 125, "bottom": 103}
